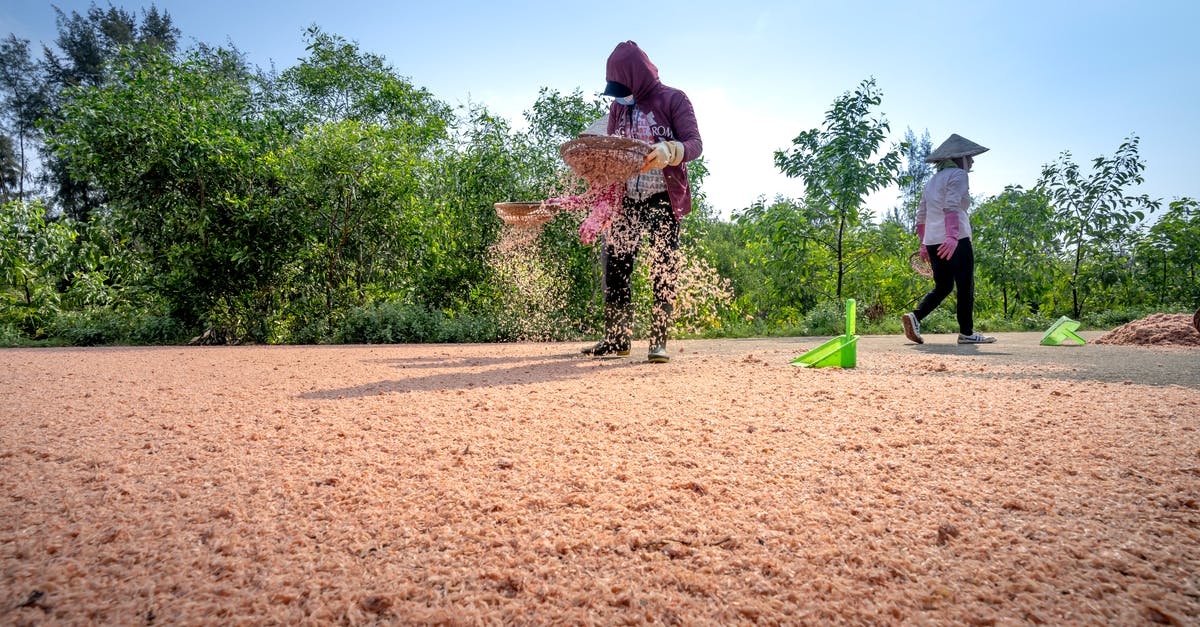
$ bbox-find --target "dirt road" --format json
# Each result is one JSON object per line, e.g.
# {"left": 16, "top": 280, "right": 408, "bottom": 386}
{"left": 1, "top": 336, "right": 1197, "bottom": 624}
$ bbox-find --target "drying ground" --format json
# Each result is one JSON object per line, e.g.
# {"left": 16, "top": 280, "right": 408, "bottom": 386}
{"left": 2, "top": 334, "right": 1198, "bottom": 624}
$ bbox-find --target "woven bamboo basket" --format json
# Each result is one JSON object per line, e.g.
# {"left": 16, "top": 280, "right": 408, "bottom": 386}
{"left": 559, "top": 136, "right": 651, "bottom": 186}
{"left": 494, "top": 202, "right": 556, "bottom": 228}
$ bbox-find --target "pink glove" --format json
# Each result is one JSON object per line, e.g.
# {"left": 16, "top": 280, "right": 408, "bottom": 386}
{"left": 578, "top": 183, "right": 624, "bottom": 245}
{"left": 916, "top": 224, "right": 929, "bottom": 261}
{"left": 579, "top": 212, "right": 606, "bottom": 244}
{"left": 937, "top": 212, "right": 960, "bottom": 260}
{"left": 546, "top": 195, "right": 584, "bottom": 212}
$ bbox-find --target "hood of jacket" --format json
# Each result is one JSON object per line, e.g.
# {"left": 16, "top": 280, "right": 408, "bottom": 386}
{"left": 605, "top": 41, "right": 660, "bottom": 101}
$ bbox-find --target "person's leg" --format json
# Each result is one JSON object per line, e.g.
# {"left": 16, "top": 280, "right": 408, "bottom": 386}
{"left": 953, "top": 238, "right": 975, "bottom": 335}
{"left": 903, "top": 244, "right": 955, "bottom": 344}
{"left": 644, "top": 193, "right": 679, "bottom": 361}
{"left": 583, "top": 197, "right": 642, "bottom": 356}
{"left": 951, "top": 239, "right": 994, "bottom": 343}
{"left": 913, "top": 245, "right": 955, "bottom": 320}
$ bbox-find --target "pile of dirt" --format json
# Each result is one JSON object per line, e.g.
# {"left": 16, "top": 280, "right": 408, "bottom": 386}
{"left": 1093, "top": 313, "right": 1200, "bottom": 346}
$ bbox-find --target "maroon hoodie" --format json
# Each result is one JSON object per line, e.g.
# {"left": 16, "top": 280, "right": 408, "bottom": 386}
{"left": 604, "top": 41, "right": 703, "bottom": 219}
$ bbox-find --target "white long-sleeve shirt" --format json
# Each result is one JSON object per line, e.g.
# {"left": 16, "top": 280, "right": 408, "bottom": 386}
{"left": 917, "top": 167, "right": 973, "bottom": 244}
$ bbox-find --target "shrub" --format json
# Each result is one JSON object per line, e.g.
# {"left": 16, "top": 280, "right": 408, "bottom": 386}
{"left": 0, "top": 323, "right": 23, "bottom": 347}
{"left": 802, "top": 300, "right": 849, "bottom": 336}
{"left": 50, "top": 310, "right": 127, "bottom": 346}
{"left": 337, "top": 301, "right": 500, "bottom": 344}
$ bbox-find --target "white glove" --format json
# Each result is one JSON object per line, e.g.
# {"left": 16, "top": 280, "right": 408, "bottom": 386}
{"left": 642, "top": 141, "right": 684, "bottom": 172}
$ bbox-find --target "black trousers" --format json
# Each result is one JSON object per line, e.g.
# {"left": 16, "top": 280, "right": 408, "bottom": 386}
{"left": 913, "top": 237, "right": 975, "bottom": 336}
{"left": 601, "top": 192, "right": 680, "bottom": 344}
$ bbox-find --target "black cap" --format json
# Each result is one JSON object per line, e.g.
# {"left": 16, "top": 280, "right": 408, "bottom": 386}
{"left": 602, "top": 80, "right": 631, "bottom": 98}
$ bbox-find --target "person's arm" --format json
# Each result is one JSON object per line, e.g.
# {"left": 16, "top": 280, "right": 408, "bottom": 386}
{"left": 943, "top": 168, "right": 968, "bottom": 213}
{"left": 936, "top": 170, "right": 967, "bottom": 260}
{"left": 643, "top": 90, "right": 703, "bottom": 171}
{"left": 578, "top": 182, "right": 624, "bottom": 244}
{"left": 666, "top": 91, "right": 702, "bottom": 163}
{"left": 916, "top": 191, "right": 929, "bottom": 260}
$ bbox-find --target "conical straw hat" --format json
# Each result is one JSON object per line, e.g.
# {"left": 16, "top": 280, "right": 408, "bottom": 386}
{"left": 581, "top": 114, "right": 609, "bottom": 137}
{"left": 925, "top": 134, "right": 989, "bottom": 163}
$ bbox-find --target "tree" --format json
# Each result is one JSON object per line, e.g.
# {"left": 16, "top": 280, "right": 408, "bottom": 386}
{"left": 0, "top": 135, "right": 19, "bottom": 201}
{"left": 972, "top": 186, "right": 1058, "bottom": 317}
{"left": 884, "top": 127, "right": 932, "bottom": 230}
{"left": 1037, "top": 136, "right": 1160, "bottom": 318}
{"left": 0, "top": 199, "right": 76, "bottom": 333}
{"left": 773, "top": 77, "right": 903, "bottom": 299}
{"left": 1138, "top": 197, "right": 1199, "bottom": 307}
{"left": 275, "top": 119, "right": 429, "bottom": 326}
{"left": 734, "top": 195, "right": 827, "bottom": 321}
{"left": 0, "top": 35, "right": 49, "bottom": 200}
{"left": 31, "top": 3, "right": 181, "bottom": 220}
{"left": 279, "top": 26, "right": 448, "bottom": 133}
{"left": 52, "top": 47, "right": 291, "bottom": 337}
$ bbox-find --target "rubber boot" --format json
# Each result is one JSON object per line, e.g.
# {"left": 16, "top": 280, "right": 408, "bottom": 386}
{"left": 581, "top": 304, "right": 632, "bottom": 358}
{"left": 647, "top": 300, "right": 673, "bottom": 363}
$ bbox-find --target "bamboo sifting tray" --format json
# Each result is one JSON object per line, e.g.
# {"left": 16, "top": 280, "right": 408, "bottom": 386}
{"left": 559, "top": 136, "right": 651, "bottom": 186}
{"left": 494, "top": 202, "right": 556, "bottom": 227}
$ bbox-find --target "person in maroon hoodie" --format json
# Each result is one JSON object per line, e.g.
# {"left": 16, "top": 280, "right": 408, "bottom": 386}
{"left": 581, "top": 40, "right": 703, "bottom": 363}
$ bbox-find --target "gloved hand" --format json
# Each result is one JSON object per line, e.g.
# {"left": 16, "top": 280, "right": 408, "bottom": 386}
{"left": 937, "top": 237, "right": 958, "bottom": 260}
{"left": 937, "top": 212, "right": 961, "bottom": 260}
{"left": 579, "top": 212, "right": 605, "bottom": 245}
{"left": 641, "top": 141, "right": 684, "bottom": 172}
{"left": 916, "top": 224, "right": 929, "bottom": 261}
{"left": 578, "top": 183, "right": 623, "bottom": 244}
{"left": 545, "top": 195, "right": 582, "bottom": 212}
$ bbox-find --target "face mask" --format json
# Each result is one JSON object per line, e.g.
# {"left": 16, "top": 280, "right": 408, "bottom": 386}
{"left": 616, "top": 95, "right": 634, "bottom": 106}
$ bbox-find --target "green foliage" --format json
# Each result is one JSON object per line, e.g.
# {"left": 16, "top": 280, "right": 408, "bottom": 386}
{"left": 0, "top": 322, "right": 23, "bottom": 346}
{"left": 735, "top": 196, "right": 825, "bottom": 318}
{"left": 0, "top": 199, "right": 76, "bottom": 333}
{"left": 46, "top": 306, "right": 187, "bottom": 346}
{"left": 336, "top": 301, "right": 499, "bottom": 344}
{"left": 1138, "top": 197, "right": 1199, "bottom": 307}
{"left": 274, "top": 118, "right": 429, "bottom": 322}
{"left": 1037, "top": 136, "right": 1160, "bottom": 318}
{"left": 972, "top": 186, "right": 1058, "bottom": 317}
{"left": 801, "top": 300, "right": 849, "bottom": 336}
{"left": 52, "top": 46, "right": 294, "bottom": 335}
{"left": 773, "top": 77, "right": 903, "bottom": 299}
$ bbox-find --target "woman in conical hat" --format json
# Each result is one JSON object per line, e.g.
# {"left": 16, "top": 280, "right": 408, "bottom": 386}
{"left": 901, "top": 134, "right": 996, "bottom": 345}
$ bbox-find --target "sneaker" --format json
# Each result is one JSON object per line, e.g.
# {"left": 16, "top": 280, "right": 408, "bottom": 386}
{"left": 581, "top": 340, "right": 630, "bottom": 358}
{"left": 647, "top": 345, "right": 670, "bottom": 363}
{"left": 902, "top": 312, "right": 923, "bottom": 344}
{"left": 957, "top": 332, "right": 996, "bottom": 344}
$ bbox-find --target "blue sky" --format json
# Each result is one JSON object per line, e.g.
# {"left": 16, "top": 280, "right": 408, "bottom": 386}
{"left": 3, "top": 0, "right": 1197, "bottom": 220}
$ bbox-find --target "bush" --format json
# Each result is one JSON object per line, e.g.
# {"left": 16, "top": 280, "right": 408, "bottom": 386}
{"left": 337, "top": 301, "right": 500, "bottom": 344}
{"left": 46, "top": 308, "right": 190, "bottom": 346}
{"left": 0, "top": 323, "right": 23, "bottom": 347}
{"left": 127, "top": 314, "right": 189, "bottom": 345}
{"left": 801, "top": 300, "right": 855, "bottom": 336}
{"left": 50, "top": 310, "right": 127, "bottom": 346}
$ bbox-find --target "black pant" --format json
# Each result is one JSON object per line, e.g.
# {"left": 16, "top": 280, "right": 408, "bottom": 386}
{"left": 601, "top": 192, "right": 680, "bottom": 344}
{"left": 913, "top": 237, "right": 975, "bottom": 336}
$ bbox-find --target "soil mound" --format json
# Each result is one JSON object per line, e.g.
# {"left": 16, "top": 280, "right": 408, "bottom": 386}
{"left": 1093, "top": 312, "right": 1200, "bottom": 346}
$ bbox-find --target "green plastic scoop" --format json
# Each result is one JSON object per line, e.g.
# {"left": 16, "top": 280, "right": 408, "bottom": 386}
{"left": 1040, "top": 316, "right": 1086, "bottom": 346}
{"left": 791, "top": 299, "right": 859, "bottom": 368}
